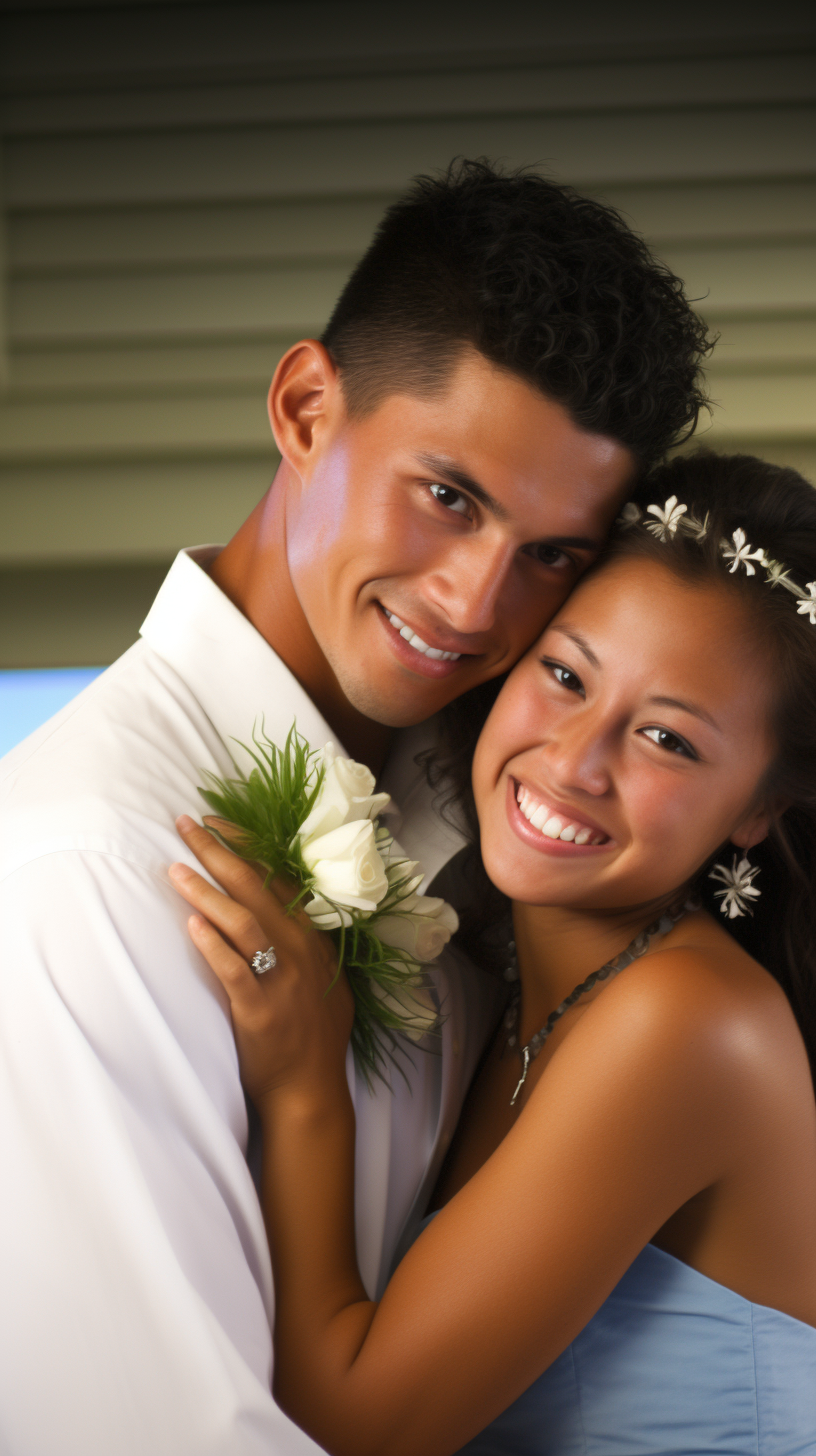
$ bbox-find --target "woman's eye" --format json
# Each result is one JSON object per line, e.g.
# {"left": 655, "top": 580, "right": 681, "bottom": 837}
{"left": 542, "top": 659, "right": 585, "bottom": 696}
{"left": 641, "top": 726, "right": 697, "bottom": 760}
{"left": 429, "top": 482, "right": 470, "bottom": 515}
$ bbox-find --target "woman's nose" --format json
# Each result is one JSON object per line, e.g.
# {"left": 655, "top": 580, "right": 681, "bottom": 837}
{"left": 542, "top": 711, "right": 612, "bottom": 798}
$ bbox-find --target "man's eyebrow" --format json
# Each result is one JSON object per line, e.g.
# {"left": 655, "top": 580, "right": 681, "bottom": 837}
{"left": 413, "top": 452, "right": 600, "bottom": 549}
{"left": 648, "top": 695, "right": 723, "bottom": 734}
{"left": 414, "top": 452, "right": 511, "bottom": 521}
{"left": 550, "top": 625, "right": 601, "bottom": 669}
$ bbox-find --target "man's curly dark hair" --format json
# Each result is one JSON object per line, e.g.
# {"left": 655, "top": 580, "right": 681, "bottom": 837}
{"left": 322, "top": 158, "right": 713, "bottom": 466}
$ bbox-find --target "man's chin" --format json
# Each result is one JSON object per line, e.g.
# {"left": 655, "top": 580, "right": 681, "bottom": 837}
{"left": 341, "top": 674, "right": 452, "bottom": 730}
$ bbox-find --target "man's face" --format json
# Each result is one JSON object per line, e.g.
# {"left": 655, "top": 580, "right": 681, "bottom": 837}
{"left": 284, "top": 349, "right": 635, "bottom": 727}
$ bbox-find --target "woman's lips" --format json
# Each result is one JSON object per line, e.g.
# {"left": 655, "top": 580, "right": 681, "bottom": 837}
{"left": 506, "top": 777, "right": 613, "bottom": 857}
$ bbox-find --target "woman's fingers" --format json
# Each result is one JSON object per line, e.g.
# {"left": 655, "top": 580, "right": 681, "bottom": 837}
{"left": 202, "top": 817, "right": 304, "bottom": 911}
{"left": 176, "top": 814, "right": 286, "bottom": 912}
{"left": 169, "top": 860, "right": 279, "bottom": 961}
{"left": 187, "top": 912, "right": 265, "bottom": 1018}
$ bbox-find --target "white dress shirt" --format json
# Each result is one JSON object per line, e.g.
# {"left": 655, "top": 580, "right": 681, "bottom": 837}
{"left": 0, "top": 548, "right": 500, "bottom": 1456}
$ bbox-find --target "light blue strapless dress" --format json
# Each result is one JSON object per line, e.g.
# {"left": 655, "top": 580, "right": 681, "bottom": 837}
{"left": 417, "top": 1218, "right": 816, "bottom": 1454}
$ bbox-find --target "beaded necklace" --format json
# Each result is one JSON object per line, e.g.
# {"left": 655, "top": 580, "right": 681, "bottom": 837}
{"left": 503, "top": 902, "right": 694, "bottom": 1106}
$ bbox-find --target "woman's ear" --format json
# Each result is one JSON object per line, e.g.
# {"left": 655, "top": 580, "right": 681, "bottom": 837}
{"left": 730, "top": 795, "right": 787, "bottom": 852}
{"left": 730, "top": 816, "right": 770, "bottom": 852}
{"left": 267, "top": 340, "right": 343, "bottom": 473}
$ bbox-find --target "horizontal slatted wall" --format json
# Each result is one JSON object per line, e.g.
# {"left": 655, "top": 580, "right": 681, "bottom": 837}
{"left": 1, "top": 0, "right": 814, "bottom": 665}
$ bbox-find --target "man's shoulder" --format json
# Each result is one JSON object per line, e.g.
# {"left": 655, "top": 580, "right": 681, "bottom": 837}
{"left": 0, "top": 640, "right": 229, "bottom": 881}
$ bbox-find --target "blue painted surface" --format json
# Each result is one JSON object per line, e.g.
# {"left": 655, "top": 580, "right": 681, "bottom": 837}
{"left": 0, "top": 668, "right": 104, "bottom": 758}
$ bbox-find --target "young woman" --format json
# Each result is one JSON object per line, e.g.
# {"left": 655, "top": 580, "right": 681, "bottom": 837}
{"left": 171, "top": 452, "right": 816, "bottom": 1455}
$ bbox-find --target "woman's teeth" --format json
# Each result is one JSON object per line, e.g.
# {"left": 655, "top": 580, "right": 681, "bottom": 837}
{"left": 384, "top": 609, "right": 461, "bottom": 661}
{"left": 516, "top": 784, "right": 607, "bottom": 845}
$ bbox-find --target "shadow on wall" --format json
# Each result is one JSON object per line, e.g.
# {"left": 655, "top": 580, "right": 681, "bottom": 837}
{"left": 0, "top": 563, "right": 170, "bottom": 669}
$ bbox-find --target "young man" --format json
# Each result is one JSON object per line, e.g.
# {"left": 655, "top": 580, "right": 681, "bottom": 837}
{"left": 0, "top": 162, "right": 709, "bottom": 1455}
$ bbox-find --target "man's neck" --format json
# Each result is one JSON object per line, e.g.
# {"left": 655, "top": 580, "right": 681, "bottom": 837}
{"left": 208, "top": 475, "right": 393, "bottom": 776}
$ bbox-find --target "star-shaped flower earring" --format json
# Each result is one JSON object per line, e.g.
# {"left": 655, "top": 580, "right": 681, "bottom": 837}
{"left": 708, "top": 853, "right": 761, "bottom": 918}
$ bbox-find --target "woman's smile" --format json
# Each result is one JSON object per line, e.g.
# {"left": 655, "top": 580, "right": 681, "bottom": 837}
{"left": 508, "top": 777, "right": 612, "bottom": 853}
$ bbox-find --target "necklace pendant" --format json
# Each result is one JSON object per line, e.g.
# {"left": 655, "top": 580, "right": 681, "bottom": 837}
{"left": 510, "top": 1045, "right": 531, "bottom": 1107}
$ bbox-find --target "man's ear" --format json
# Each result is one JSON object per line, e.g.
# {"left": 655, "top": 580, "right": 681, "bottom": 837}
{"left": 267, "top": 340, "right": 342, "bottom": 473}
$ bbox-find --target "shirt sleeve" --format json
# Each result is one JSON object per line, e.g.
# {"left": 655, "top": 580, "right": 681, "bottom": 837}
{"left": 0, "top": 848, "right": 324, "bottom": 1456}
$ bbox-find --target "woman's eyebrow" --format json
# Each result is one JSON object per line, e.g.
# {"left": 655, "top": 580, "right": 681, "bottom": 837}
{"left": 551, "top": 625, "right": 601, "bottom": 668}
{"left": 648, "top": 695, "right": 723, "bottom": 734}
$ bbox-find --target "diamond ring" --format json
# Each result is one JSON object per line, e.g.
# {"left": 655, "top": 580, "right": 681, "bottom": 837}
{"left": 250, "top": 946, "right": 277, "bottom": 975}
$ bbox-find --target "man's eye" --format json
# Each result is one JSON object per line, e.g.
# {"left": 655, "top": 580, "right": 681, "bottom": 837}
{"left": 542, "top": 659, "right": 585, "bottom": 697}
{"left": 524, "top": 543, "right": 572, "bottom": 568}
{"left": 641, "top": 726, "right": 697, "bottom": 760}
{"left": 429, "top": 482, "right": 470, "bottom": 515}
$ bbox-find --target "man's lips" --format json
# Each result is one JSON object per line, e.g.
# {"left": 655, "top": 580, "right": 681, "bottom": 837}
{"left": 377, "top": 603, "right": 475, "bottom": 678}
{"left": 506, "top": 777, "right": 613, "bottom": 856}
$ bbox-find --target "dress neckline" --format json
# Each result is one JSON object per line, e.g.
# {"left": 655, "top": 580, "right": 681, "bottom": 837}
{"left": 642, "top": 1239, "right": 816, "bottom": 1334}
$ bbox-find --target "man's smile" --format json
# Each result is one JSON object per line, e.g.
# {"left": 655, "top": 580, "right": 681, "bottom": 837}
{"left": 381, "top": 607, "right": 462, "bottom": 661}
{"left": 376, "top": 603, "right": 477, "bottom": 678}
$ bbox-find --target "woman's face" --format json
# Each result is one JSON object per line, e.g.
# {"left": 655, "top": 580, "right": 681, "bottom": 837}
{"left": 472, "top": 554, "right": 777, "bottom": 912}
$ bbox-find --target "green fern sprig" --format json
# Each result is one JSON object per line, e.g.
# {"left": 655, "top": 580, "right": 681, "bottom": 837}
{"left": 199, "top": 722, "right": 324, "bottom": 890}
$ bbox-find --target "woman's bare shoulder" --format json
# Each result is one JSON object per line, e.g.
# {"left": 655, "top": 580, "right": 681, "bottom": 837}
{"left": 570, "top": 916, "right": 807, "bottom": 1102}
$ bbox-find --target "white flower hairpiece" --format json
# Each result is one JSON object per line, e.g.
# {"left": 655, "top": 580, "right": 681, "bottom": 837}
{"left": 764, "top": 558, "right": 798, "bottom": 590}
{"left": 795, "top": 582, "right": 816, "bottom": 626}
{"left": 616, "top": 501, "right": 643, "bottom": 529}
{"left": 721, "top": 528, "right": 766, "bottom": 576}
{"left": 616, "top": 498, "right": 815, "bottom": 625}
{"left": 645, "top": 496, "right": 687, "bottom": 541}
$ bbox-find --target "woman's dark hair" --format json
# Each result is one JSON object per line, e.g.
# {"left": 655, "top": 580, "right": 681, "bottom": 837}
{"left": 427, "top": 451, "right": 816, "bottom": 1075}
{"left": 323, "top": 158, "right": 713, "bottom": 466}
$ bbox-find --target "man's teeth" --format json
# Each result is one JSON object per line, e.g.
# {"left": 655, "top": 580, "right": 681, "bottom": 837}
{"left": 516, "top": 784, "right": 607, "bottom": 845}
{"left": 384, "top": 610, "right": 461, "bottom": 661}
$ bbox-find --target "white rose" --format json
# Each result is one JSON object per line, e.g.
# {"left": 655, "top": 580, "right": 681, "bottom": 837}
{"left": 302, "top": 893, "right": 352, "bottom": 931}
{"left": 301, "top": 818, "right": 389, "bottom": 911}
{"left": 371, "top": 977, "right": 439, "bottom": 1042}
{"left": 373, "top": 893, "right": 459, "bottom": 963}
{"left": 298, "top": 743, "right": 391, "bottom": 844}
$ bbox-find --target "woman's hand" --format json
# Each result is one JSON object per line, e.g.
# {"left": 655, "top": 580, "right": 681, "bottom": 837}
{"left": 170, "top": 814, "right": 354, "bottom": 1110}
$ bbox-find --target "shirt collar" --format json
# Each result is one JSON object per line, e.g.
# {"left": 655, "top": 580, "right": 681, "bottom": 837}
{"left": 140, "top": 547, "right": 343, "bottom": 777}
{"left": 140, "top": 547, "right": 468, "bottom": 884}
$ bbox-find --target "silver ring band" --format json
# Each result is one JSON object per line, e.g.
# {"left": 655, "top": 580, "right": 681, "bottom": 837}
{"left": 250, "top": 946, "right": 277, "bottom": 975}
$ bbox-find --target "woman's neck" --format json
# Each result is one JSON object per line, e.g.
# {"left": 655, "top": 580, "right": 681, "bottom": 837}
{"left": 510, "top": 899, "right": 675, "bottom": 1041}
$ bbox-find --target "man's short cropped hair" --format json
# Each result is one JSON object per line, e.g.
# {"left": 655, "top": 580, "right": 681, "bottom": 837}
{"left": 322, "top": 158, "right": 713, "bottom": 466}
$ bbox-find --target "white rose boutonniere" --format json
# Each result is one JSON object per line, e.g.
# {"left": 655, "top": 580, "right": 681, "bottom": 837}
{"left": 374, "top": 893, "right": 459, "bottom": 964}
{"left": 301, "top": 818, "right": 389, "bottom": 912}
{"left": 297, "top": 742, "right": 390, "bottom": 842}
{"left": 199, "top": 725, "right": 458, "bottom": 1083}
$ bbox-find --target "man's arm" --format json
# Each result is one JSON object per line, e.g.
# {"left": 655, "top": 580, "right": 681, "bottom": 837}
{"left": 0, "top": 848, "right": 323, "bottom": 1456}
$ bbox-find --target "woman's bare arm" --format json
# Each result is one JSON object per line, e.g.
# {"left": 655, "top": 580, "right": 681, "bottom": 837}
{"left": 171, "top": 819, "right": 800, "bottom": 1456}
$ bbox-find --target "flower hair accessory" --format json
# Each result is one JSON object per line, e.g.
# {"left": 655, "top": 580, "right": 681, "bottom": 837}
{"left": 198, "top": 725, "right": 458, "bottom": 1084}
{"left": 708, "top": 853, "right": 762, "bottom": 919}
{"left": 645, "top": 495, "right": 687, "bottom": 541}
{"left": 617, "top": 499, "right": 816, "bottom": 623}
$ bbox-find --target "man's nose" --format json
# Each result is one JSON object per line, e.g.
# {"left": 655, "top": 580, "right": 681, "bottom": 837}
{"left": 424, "top": 534, "right": 518, "bottom": 637}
